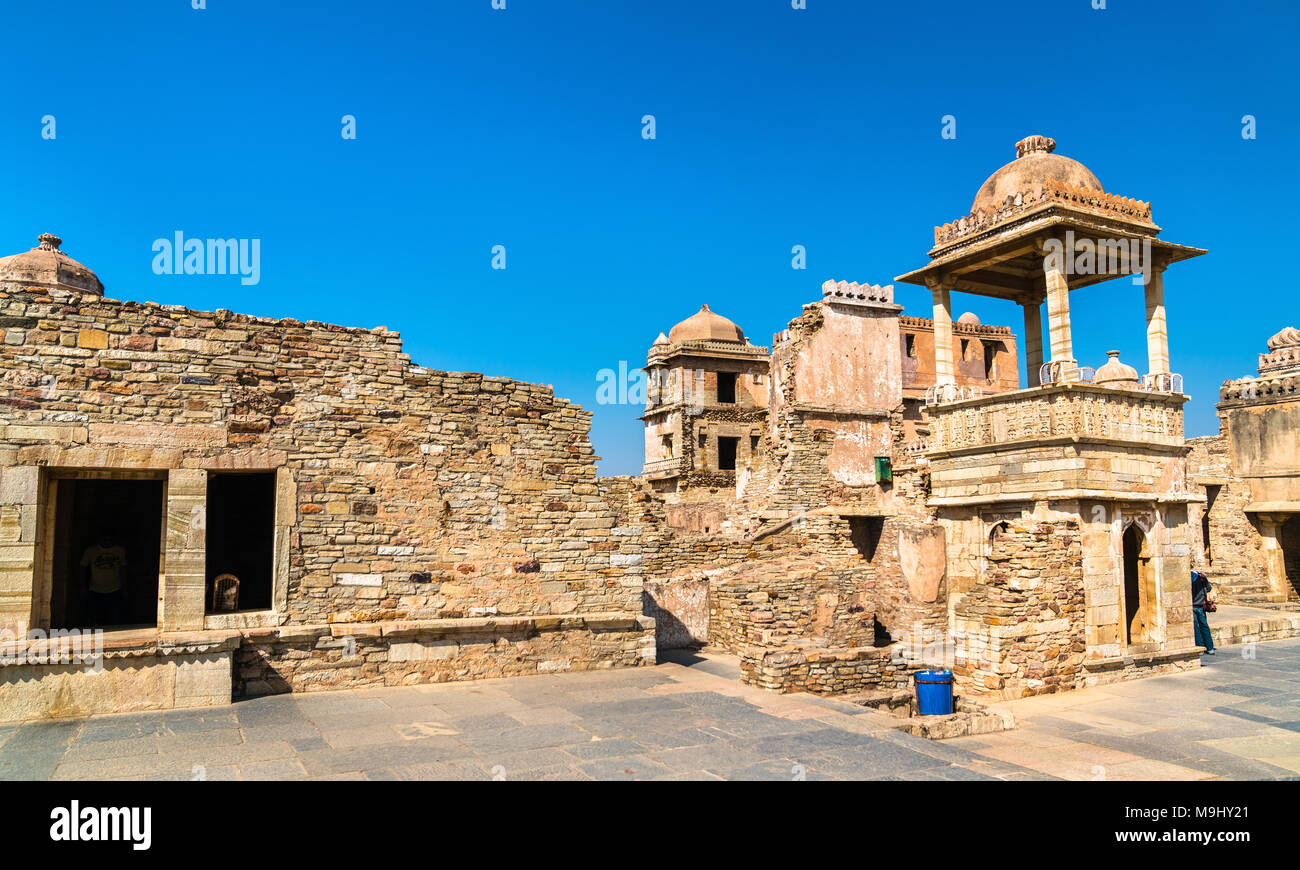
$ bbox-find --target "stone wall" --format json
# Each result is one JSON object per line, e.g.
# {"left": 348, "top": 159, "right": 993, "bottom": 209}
{"left": 707, "top": 558, "right": 874, "bottom": 653}
{"left": 1187, "top": 434, "right": 1271, "bottom": 602}
{"left": 740, "top": 643, "right": 912, "bottom": 695}
{"left": 234, "top": 613, "right": 654, "bottom": 697}
{"left": 952, "top": 519, "right": 1087, "bottom": 698}
{"left": 0, "top": 278, "right": 650, "bottom": 702}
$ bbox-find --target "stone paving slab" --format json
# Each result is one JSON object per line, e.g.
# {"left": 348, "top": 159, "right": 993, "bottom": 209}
{"left": 4, "top": 640, "right": 1300, "bottom": 781}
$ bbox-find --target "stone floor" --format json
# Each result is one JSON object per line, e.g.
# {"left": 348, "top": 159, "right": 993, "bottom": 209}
{"left": 2, "top": 638, "right": 1299, "bottom": 781}
{"left": 952, "top": 636, "right": 1300, "bottom": 781}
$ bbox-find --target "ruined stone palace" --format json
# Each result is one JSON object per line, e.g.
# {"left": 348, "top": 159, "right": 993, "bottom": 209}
{"left": 1, "top": 135, "right": 1296, "bottom": 721}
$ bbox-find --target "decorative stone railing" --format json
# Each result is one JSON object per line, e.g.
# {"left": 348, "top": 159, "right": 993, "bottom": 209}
{"left": 641, "top": 458, "right": 684, "bottom": 477}
{"left": 1259, "top": 345, "right": 1300, "bottom": 376}
{"left": 1220, "top": 373, "right": 1300, "bottom": 404}
{"left": 821, "top": 279, "right": 895, "bottom": 307}
{"left": 933, "top": 179, "right": 1154, "bottom": 247}
{"left": 900, "top": 438, "right": 930, "bottom": 458}
{"left": 1141, "top": 372, "right": 1184, "bottom": 394}
{"left": 927, "top": 385, "right": 1185, "bottom": 453}
{"left": 899, "top": 314, "right": 1013, "bottom": 337}
{"left": 925, "top": 383, "right": 983, "bottom": 406}
{"left": 1039, "top": 361, "right": 1096, "bottom": 386}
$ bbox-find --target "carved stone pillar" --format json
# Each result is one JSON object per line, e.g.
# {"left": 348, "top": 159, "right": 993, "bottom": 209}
{"left": 929, "top": 278, "right": 956, "bottom": 386}
{"left": 1022, "top": 291, "right": 1045, "bottom": 387}
{"left": 1044, "top": 265, "right": 1074, "bottom": 366}
{"left": 1258, "top": 514, "right": 1289, "bottom": 601}
{"left": 1145, "top": 262, "right": 1170, "bottom": 376}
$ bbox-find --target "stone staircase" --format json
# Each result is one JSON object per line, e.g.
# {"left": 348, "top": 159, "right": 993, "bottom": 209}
{"left": 1203, "top": 569, "right": 1290, "bottom": 608}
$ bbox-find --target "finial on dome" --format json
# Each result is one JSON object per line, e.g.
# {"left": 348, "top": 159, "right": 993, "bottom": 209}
{"left": 1015, "top": 135, "right": 1056, "bottom": 158}
{"left": 37, "top": 233, "right": 62, "bottom": 252}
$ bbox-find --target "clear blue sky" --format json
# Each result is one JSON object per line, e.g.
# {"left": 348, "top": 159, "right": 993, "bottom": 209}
{"left": 3, "top": 0, "right": 1296, "bottom": 474}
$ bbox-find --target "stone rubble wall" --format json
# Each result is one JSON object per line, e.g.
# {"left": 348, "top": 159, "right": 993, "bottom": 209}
{"left": 952, "top": 519, "right": 1087, "bottom": 698}
{"left": 707, "top": 558, "right": 875, "bottom": 654}
{"left": 740, "top": 643, "right": 912, "bottom": 695}
{"left": 235, "top": 614, "right": 655, "bottom": 696}
{"left": 1186, "top": 434, "right": 1272, "bottom": 601}
{"left": 0, "top": 281, "right": 651, "bottom": 693}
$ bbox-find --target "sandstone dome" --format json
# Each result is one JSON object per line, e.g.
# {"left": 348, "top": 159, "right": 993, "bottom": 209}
{"left": 1267, "top": 326, "right": 1299, "bottom": 350}
{"left": 0, "top": 234, "right": 103, "bottom": 295}
{"left": 971, "top": 136, "right": 1104, "bottom": 214}
{"left": 1094, "top": 350, "right": 1140, "bottom": 388}
{"left": 957, "top": 312, "right": 981, "bottom": 326}
{"left": 667, "top": 304, "right": 745, "bottom": 343}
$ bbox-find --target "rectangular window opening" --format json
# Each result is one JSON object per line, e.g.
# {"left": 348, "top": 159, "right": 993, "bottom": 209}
{"left": 717, "top": 372, "right": 737, "bottom": 404}
{"left": 50, "top": 476, "right": 165, "bottom": 631}
{"left": 847, "top": 516, "right": 885, "bottom": 563}
{"left": 717, "top": 436, "right": 739, "bottom": 471}
{"left": 206, "top": 471, "right": 276, "bottom": 613}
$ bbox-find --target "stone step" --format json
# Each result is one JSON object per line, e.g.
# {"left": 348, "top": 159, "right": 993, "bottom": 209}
{"left": 1211, "top": 608, "right": 1300, "bottom": 648}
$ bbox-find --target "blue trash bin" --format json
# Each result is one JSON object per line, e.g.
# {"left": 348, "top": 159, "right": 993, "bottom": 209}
{"left": 915, "top": 669, "right": 954, "bottom": 715}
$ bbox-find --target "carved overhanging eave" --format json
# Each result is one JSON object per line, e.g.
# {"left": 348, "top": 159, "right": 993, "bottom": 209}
{"left": 789, "top": 403, "right": 892, "bottom": 420}
{"left": 928, "top": 490, "right": 1206, "bottom": 508}
{"left": 933, "top": 180, "right": 1155, "bottom": 248}
{"left": 646, "top": 338, "right": 770, "bottom": 365}
{"left": 896, "top": 213, "right": 1206, "bottom": 300}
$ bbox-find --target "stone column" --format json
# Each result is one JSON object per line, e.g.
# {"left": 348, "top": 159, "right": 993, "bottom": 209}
{"left": 1022, "top": 292, "right": 1045, "bottom": 387}
{"left": 161, "top": 469, "right": 207, "bottom": 631}
{"left": 1144, "top": 263, "right": 1170, "bottom": 376}
{"left": 930, "top": 279, "right": 956, "bottom": 386}
{"left": 0, "top": 466, "right": 40, "bottom": 636}
{"left": 1259, "top": 514, "right": 1289, "bottom": 601}
{"left": 1044, "top": 265, "right": 1074, "bottom": 366}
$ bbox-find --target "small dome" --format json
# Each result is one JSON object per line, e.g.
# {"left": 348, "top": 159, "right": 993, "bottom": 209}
{"left": 652, "top": 331, "right": 669, "bottom": 346}
{"left": 0, "top": 234, "right": 103, "bottom": 295}
{"left": 1094, "top": 350, "right": 1140, "bottom": 388}
{"left": 971, "top": 136, "right": 1104, "bottom": 214}
{"left": 956, "top": 312, "right": 981, "bottom": 326}
{"left": 1267, "top": 326, "right": 1300, "bottom": 350}
{"left": 667, "top": 304, "right": 745, "bottom": 343}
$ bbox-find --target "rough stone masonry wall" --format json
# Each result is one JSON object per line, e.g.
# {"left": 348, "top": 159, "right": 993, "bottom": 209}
{"left": 741, "top": 643, "right": 912, "bottom": 695}
{"left": 952, "top": 519, "right": 1087, "bottom": 699}
{"left": 707, "top": 558, "right": 875, "bottom": 653}
{"left": 0, "top": 279, "right": 651, "bottom": 694}
{"left": 1186, "top": 433, "right": 1270, "bottom": 601}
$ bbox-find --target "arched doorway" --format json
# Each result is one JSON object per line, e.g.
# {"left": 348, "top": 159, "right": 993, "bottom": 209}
{"left": 1122, "top": 524, "right": 1155, "bottom": 645}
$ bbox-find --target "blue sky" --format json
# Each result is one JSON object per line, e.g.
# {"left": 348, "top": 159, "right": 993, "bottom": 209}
{"left": 3, "top": 0, "right": 1296, "bottom": 474}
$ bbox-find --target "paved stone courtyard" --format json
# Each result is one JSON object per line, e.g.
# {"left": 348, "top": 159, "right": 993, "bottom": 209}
{"left": 4, "top": 638, "right": 1300, "bottom": 781}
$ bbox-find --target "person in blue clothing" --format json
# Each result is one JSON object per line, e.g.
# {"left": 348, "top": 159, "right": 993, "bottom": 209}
{"left": 1191, "top": 569, "right": 1215, "bottom": 655}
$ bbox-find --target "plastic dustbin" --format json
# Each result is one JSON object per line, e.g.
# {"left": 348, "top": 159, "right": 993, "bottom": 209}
{"left": 915, "top": 669, "right": 954, "bottom": 715}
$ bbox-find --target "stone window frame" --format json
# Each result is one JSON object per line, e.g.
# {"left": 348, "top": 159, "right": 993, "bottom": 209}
{"left": 20, "top": 458, "right": 292, "bottom": 636}
{"left": 33, "top": 466, "right": 170, "bottom": 634}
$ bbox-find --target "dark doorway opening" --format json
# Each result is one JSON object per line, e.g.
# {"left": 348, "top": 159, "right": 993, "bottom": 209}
{"left": 717, "top": 372, "right": 737, "bottom": 404}
{"left": 50, "top": 477, "right": 164, "bottom": 631}
{"left": 1202, "top": 485, "right": 1220, "bottom": 566}
{"left": 206, "top": 472, "right": 276, "bottom": 612}
{"left": 848, "top": 516, "right": 885, "bottom": 563}
{"left": 716, "top": 437, "right": 738, "bottom": 471}
{"left": 1122, "top": 524, "right": 1153, "bottom": 645}
{"left": 1282, "top": 516, "right": 1300, "bottom": 600}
